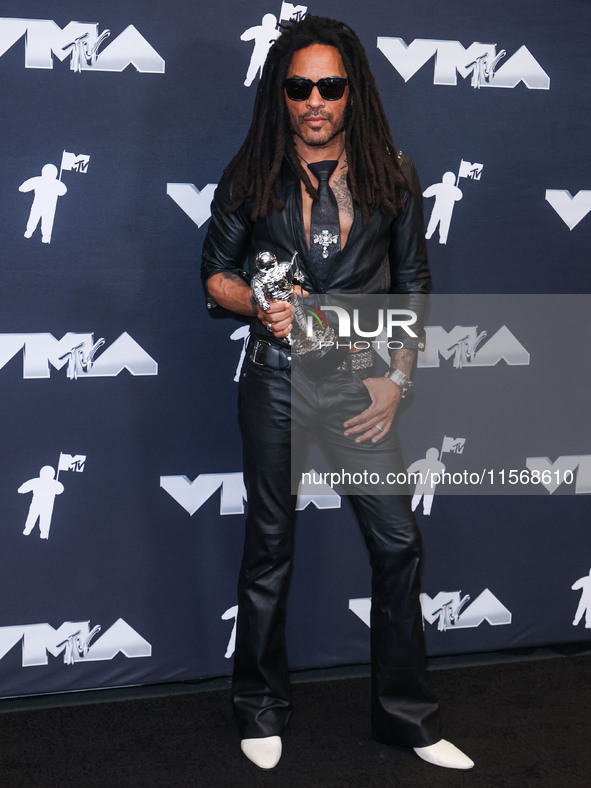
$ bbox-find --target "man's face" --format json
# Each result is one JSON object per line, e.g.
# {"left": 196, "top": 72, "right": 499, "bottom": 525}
{"left": 285, "top": 44, "right": 349, "bottom": 149}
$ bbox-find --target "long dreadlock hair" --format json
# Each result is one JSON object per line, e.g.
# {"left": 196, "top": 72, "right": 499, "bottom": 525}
{"left": 224, "top": 15, "right": 410, "bottom": 224}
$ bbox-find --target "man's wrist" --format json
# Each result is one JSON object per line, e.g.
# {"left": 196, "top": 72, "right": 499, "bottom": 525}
{"left": 383, "top": 368, "right": 413, "bottom": 398}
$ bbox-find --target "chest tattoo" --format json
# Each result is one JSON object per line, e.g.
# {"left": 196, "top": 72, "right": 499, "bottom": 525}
{"left": 331, "top": 167, "right": 354, "bottom": 223}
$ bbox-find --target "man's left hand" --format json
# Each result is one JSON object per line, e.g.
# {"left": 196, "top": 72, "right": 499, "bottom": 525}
{"left": 343, "top": 377, "right": 401, "bottom": 443}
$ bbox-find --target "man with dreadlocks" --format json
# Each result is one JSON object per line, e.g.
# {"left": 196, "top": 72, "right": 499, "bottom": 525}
{"left": 201, "top": 15, "right": 474, "bottom": 772}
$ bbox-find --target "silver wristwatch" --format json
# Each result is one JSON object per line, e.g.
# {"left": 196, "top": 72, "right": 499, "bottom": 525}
{"left": 383, "top": 368, "right": 413, "bottom": 398}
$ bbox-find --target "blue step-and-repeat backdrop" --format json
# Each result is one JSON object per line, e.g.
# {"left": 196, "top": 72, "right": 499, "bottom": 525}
{"left": 0, "top": 0, "right": 590, "bottom": 698}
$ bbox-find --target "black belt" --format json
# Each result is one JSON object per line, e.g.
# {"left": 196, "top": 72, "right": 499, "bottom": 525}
{"left": 248, "top": 337, "right": 376, "bottom": 375}
{"left": 249, "top": 337, "right": 291, "bottom": 370}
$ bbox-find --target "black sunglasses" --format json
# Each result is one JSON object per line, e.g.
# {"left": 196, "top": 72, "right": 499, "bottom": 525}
{"left": 284, "top": 77, "right": 349, "bottom": 101}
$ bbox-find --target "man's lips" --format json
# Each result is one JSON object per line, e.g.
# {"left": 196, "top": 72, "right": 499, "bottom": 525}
{"left": 301, "top": 112, "right": 330, "bottom": 124}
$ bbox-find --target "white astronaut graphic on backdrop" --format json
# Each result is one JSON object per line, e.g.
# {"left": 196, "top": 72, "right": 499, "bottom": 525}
{"left": 19, "top": 164, "right": 67, "bottom": 244}
{"left": 230, "top": 325, "right": 250, "bottom": 382}
{"left": 18, "top": 453, "right": 85, "bottom": 539}
{"left": 407, "top": 436, "right": 466, "bottom": 516}
{"left": 572, "top": 569, "right": 591, "bottom": 629}
{"left": 423, "top": 172, "right": 462, "bottom": 245}
{"left": 240, "top": 3, "right": 307, "bottom": 86}
{"left": 423, "top": 159, "right": 483, "bottom": 245}
{"left": 407, "top": 448, "right": 446, "bottom": 516}
{"left": 222, "top": 605, "right": 239, "bottom": 658}
{"left": 19, "top": 466, "right": 64, "bottom": 539}
{"left": 19, "top": 151, "right": 90, "bottom": 244}
{"left": 240, "top": 13, "right": 281, "bottom": 86}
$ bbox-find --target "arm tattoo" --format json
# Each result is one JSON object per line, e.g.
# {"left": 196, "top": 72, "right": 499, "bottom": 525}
{"left": 220, "top": 270, "right": 243, "bottom": 282}
{"left": 389, "top": 348, "right": 416, "bottom": 377}
{"left": 217, "top": 270, "right": 257, "bottom": 315}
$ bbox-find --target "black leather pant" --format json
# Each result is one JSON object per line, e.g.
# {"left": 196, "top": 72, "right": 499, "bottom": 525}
{"left": 233, "top": 342, "right": 441, "bottom": 747}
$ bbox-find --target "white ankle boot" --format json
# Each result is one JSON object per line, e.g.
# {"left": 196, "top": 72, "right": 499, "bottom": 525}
{"left": 413, "top": 739, "right": 474, "bottom": 769}
{"left": 240, "top": 736, "right": 282, "bottom": 769}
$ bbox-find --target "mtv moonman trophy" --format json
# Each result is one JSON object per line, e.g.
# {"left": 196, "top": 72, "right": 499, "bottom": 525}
{"left": 250, "top": 250, "right": 348, "bottom": 377}
{"left": 250, "top": 250, "right": 300, "bottom": 315}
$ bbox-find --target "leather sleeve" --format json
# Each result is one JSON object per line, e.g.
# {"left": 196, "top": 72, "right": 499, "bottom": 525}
{"left": 200, "top": 174, "right": 253, "bottom": 310}
{"left": 388, "top": 156, "right": 431, "bottom": 351}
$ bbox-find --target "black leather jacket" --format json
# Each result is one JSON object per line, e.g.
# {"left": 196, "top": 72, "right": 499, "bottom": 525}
{"left": 201, "top": 154, "right": 430, "bottom": 350}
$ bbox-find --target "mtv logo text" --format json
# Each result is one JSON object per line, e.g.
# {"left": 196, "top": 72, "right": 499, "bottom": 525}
{"left": 420, "top": 590, "right": 512, "bottom": 631}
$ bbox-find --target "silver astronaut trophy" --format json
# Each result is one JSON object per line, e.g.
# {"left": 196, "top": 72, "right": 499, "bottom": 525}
{"left": 251, "top": 251, "right": 300, "bottom": 313}
{"left": 251, "top": 250, "right": 348, "bottom": 377}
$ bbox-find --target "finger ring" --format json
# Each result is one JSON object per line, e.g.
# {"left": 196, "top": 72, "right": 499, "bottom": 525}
{"left": 266, "top": 322, "right": 273, "bottom": 331}
{"left": 375, "top": 424, "right": 383, "bottom": 432}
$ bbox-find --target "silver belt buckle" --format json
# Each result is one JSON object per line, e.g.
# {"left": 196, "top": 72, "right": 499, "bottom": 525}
{"left": 249, "top": 337, "right": 271, "bottom": 366}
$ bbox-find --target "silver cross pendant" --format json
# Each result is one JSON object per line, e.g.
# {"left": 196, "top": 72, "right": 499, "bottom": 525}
{"left": 313, "top": 229, "right": 339, "bottom": 259}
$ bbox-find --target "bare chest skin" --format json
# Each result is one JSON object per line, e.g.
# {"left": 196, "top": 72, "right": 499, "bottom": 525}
{"left": 300, "top": 158, "right": 354, "bottom": 250}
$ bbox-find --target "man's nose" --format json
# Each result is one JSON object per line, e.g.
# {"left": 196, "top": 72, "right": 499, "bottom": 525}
{"left": 306, "top": 85, "right": 324, "bottom": 107}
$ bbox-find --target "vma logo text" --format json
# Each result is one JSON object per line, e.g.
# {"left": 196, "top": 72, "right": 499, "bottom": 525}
{"left": 0, "top": 333, "right": 157, "bottom": 379}
{"left": 545, "top": 190, "right": 591, "bottom": 231}
{"left": 161, "top": 473, "right": 248, "bottom": 516}
{"left": 377, "top": 38, "right": 549, "bottom": 90}
{"left": 161, "top": 470, "right": 341, "bottom": 515}
{"left": 167, "top": 183, "right": 217, "bottom": 229}
{"left": 349, "top": 589, "right": 512, "bottom": 631}
{"left": 418, "top": 325, "right": 530, "bottom": 368}
{"left": 526, "top": 455, "right": 591, "bottom": 495}
{"left": 0, "top": 18, "right": 165, "bottom": 73}
{"left": 0, "top": 619, "right": 151, "bottom": 667}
